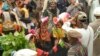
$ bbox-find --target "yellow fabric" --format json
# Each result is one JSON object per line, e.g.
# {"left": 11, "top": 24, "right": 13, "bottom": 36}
{"left": 52, "top": 27, "right": 65, "bottom": 39}
{"left": 21, "top": 8, "right": 29, "bottom": 18}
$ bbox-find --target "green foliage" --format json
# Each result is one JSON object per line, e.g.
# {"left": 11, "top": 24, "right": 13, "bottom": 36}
{"left": 58, "top": 39, "right": 65, "bottom": 48}
{"left": 0, "top": 30, "right": 29, "bottom": 56}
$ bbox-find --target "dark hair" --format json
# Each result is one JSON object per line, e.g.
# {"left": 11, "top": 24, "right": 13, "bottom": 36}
{"left": 59, "top": 20, "right": 63, "bottom": 25}
{"left": 29, "top": 35, "right": 36, "bottom": 42}
{"left": 10, "top": 13, "right": 16, "bottom": 22}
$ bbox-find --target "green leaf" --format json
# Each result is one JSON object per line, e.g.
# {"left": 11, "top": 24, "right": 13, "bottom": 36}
{"left": 58, "top": 39, "right": 65, "bottom": 48}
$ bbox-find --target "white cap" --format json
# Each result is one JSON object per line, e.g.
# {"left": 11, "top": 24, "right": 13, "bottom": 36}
{"left": 58, "top": 12, "right": 71, "bottom": 23}
{"left": 41, "top": 17, "right": 48, "bottom": 23}
{"left": 13, "top": 49, "right": 37, "bottom": 56}
{"left": 94, "top": 7, "right": 100, "bottom": 16}
{"left": 59, "top": 12, "right": 71, "bottom": 20}
{"left": 77, "top": 11, "right": 87, "bottom": 20}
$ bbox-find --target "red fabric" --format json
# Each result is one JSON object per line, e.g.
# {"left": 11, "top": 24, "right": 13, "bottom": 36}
{"left": 37, "top": 48, "right": 44, "bottom": 56}
{"left": 37, "top": 48, "right": 49, "bottom": 56}
{"left": 28, "top": 29, "right": 36, "bottom": 35}
{"left": 44, "top": 52, "right": 49, "bottom": 56}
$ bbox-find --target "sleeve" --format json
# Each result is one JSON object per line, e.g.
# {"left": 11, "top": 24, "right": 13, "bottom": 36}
{"left": 76, "top": 2, "right": 84, "bottom": 11}
{"left": 42, "top": 10, "right": 49, "bottom": 17}
{"left": 62, "top": 21, "right": 73, "bottom": 31}
{"left": 67, "top": 5, "right": 75, "bottom": 13}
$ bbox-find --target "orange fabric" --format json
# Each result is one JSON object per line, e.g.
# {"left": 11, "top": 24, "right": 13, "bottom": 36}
{"left": 14, "top": 24, "right": 21, "bottom": 31}
{"left": 0, "top": 24, "right": 3, "bottom": 34}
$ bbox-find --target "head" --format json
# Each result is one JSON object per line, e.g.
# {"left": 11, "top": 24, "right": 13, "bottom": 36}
{"left": 2, "top": 2, "right": 10, "bottom": 11}
{"left": 55, "top": 20, "right": 63, "bottom": 28}
{"left": 59, "top": 12, "right": 71, "bottom": 23}
{"left": 72, "top": 12, "right": 88, "bottom": 29}
{"left": 94, "top": 7, "right": 100, "bottom": 19}
{"left": 29, "top": 35, "right": 36, "bottom": 43}
{"left": 49, "top": 0, "right": 57, "bottom": 9}
{"left": 40, "top": 17, "right": 48, "bottom": 29}
{"left": 70, "top": 0, "right": 76, "bottom": 5}
{"left": 67, "top": 30, "right": 82, "bottom": 44}
{"left": 53, "top": 17, "right": 63, "bottom": 28}
{"left": 16, "top": 0, "right": 24, "bottom": 8}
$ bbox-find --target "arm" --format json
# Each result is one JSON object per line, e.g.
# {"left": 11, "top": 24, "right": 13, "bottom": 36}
{"left": 88, "top": 0, "right": 93, "bottom": 6}
{"left": 67, "top": 5, "right": 76, "bottom": 13}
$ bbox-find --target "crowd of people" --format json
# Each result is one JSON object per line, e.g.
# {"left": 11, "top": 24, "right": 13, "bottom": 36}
{"left": 0, "top": 0, "right": 100, "bottom": 56}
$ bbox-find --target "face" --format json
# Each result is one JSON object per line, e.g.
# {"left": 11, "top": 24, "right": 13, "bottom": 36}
{"left": 30, "top": 36, "right": 35, "bottom": 43}
{"left": 56, "top": 22, "right": 62, "bottom": 28}
{"left": 50, "top": 2, "right": 57, "bottom": 9}
{"left": 70, "top": 0, "right": 76, "bottom": 4}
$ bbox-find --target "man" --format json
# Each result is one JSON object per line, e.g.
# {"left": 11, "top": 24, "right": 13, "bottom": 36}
{"left": 57, "top": 0, "right": 70, "bottom": 13}
{"left": 67, "top": 0, "right": 83, "bottom": 17}
{"left": 89, "top": 7, "right": 100, "bottom": 56}
{"left": 89, "top": 0, "right": 99, "bottom": 22}
{"left": 62, "top": 11, "right": 94, "bottom": 56}
{"left": 89, "top": 7, "right": 100, "bottom": 33}
{"left": 67, "top": 30, "right": 87, "bottom": 56}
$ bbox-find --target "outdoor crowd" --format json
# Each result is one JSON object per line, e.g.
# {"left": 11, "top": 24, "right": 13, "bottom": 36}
{"left": 0, "top": 0, "right": 100, "bottom": 56}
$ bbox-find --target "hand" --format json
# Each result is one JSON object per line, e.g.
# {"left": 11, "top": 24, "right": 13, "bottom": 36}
{"left": 88, "top": 0, "right": 93, "bottom": 6}
{"left": 54, "top": 39, "right": 59, "bottom": 45}
{"left": 44, "top": 52, "right": 49, "bottom": 56}
{"left": 53, "top": 46, "right": 58, "bottom": 53}
{"left": 74, "top": 3, "right": 80, "bottom": 7}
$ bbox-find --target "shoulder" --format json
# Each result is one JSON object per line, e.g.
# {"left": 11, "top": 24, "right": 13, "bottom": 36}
{"left": 89, "top": 22, "right": 96, "bottom": 27}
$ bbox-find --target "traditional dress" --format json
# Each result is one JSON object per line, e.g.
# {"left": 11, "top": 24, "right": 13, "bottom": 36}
{"left": 68, "top": 43, "right": 87, "bottom": 56}
{"left": 89, "top": 7, "right": 100, "bottom": 56}
{"left": 62, "top": 21, "right": 94, "bottom": 56}
{"left": 89, "top": 0, "right": 99, "bottom": 22}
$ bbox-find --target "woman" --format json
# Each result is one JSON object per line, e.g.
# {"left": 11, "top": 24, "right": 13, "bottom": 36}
{"left": 67, "top": 30, "right": 87, "bottom": 56}
{"left": 67, "top": 0, "right": 83, "bottom": 17}
{"left": 52, "top": 17, "right": 65, "bottom": 39}
{"left": 52, "top": 17, "right": 69, "bottom": 56}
